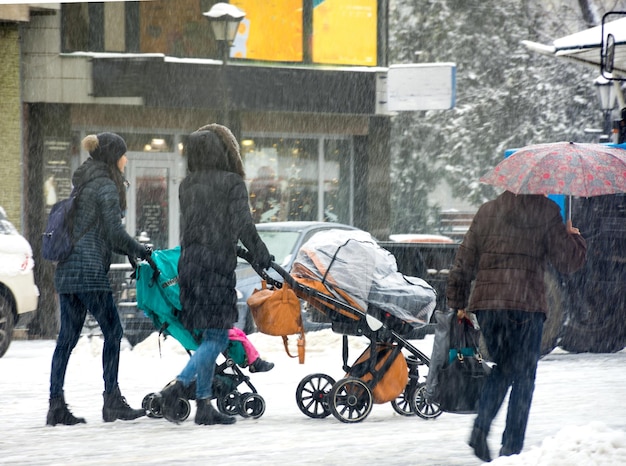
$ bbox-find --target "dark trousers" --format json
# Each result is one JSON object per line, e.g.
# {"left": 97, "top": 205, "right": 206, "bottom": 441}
{"left": 50, "top": 292, "right": 124, "bottom": 398}
{"left": 474, "top": 310, "right": 544, "bottom": 454}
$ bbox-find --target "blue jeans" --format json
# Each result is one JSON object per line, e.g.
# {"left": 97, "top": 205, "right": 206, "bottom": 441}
{"left": 50, "top": 292, "right": 124, "bottom": 398}
{"left": 177, "top": 329, "right": 229, "bottom": 400}
{"left": 474, "top": 310, "right": 544, "bottom": 454}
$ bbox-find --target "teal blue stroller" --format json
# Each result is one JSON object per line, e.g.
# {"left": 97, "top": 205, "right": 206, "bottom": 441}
{"left": 135, "top": 246, "right": 266, "bottom": 421}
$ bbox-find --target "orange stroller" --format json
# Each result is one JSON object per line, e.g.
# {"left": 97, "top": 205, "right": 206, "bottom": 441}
{"left": 254, "top": 229, "right": 442, "bottom": 423}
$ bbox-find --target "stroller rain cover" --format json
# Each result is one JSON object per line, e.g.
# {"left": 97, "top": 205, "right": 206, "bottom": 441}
{"left": 291, "top": 229, "right": 436, "bottom": 328}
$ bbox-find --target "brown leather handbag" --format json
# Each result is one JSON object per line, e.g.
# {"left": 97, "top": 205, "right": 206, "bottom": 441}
{"left": 247, "top": 281, "right": 305, "bottom": 363}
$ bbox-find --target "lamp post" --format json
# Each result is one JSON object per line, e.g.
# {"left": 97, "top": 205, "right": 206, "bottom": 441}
{"left": 594, "top": 75, "right": 617, "bottom": 143}
{"left": 203, "top": 3, "right": 246, "bottom": 127}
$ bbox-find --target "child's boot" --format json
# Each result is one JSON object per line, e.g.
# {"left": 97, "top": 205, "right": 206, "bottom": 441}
{"left": 249, "top": 358, "right": 274, "bottom": 373}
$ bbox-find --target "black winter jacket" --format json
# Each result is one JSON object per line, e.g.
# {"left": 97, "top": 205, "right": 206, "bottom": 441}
{"left": 177, "top": 170, "right": 270, "bottom": 331}
{"left": 54, "top": 159, "right": 147, "bottom": 293}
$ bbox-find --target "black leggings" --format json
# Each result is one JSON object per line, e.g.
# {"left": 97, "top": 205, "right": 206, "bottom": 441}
{"left": 50, "top": 292, "right": 124, "bottom": 398}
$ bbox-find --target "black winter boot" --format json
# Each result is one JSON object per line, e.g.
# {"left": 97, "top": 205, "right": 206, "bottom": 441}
{"left": 469, "top": 425, "right": 492, "bottom": 462}
{"left": 160, "top": 379, "right": 189, "bottom": 423}
{"left": 499, "top": 445, "right": 520, "bottom": 457}
{"left": 102, "top": 386, "right": 146, "bottom": 422}
{"left": 46, "top": 395, "right": 86, "bottom": 426}
{"left": 195, "top": 398, "right": 236, "bottom": 425}
{"left": 249, "top": 358, "right": 274, "bottom": 373}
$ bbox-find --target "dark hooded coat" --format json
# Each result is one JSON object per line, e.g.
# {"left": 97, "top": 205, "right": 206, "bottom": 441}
{"left": 54, "top": 158, "right": 148, "bottom": 293}
{"left": 446, "top": 191, "right": 587, "bottom": 314}
{"left": 177, "top": 128, "right": 271, "bottom": 331}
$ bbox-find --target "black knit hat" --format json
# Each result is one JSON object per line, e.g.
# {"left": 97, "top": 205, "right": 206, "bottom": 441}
{"left": 89, "top": 132, "right": 127, "bottom": 165}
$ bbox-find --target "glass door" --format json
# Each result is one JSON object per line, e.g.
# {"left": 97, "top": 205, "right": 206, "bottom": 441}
{"left": 125, "top": 152, "right": 182, "bottom": 250}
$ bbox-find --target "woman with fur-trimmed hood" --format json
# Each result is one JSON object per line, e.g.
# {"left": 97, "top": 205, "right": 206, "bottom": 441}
{"left": 159, "top": 124, "right": 272, "bottom": 426}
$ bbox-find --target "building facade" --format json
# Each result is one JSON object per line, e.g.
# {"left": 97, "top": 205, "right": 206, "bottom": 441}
{"left": 4, "top": 1, "right": 392, "bottom": 336}
{"left": 0, "top": 7, "right": 28, "bottom": 231}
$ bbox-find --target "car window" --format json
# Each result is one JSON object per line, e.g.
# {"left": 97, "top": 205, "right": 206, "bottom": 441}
{"left": 237, "top": 226, "right": 360, "bottom": 267}
{"left": 257, "top": 231, "right": 301, "bottom": 266}
{"left": 237, "top": 230, "right": 302, "bottom": 266}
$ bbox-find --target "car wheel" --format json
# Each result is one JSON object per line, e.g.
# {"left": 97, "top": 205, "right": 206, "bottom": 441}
{"left": 559, "top": 278, "right": 626, "bottom": 353}
{"left": 0, "top": 293, "right": 15, "bottom": 358}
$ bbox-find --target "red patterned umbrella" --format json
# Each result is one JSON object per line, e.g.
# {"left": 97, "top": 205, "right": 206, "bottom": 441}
{"left": 480, "top": 141, "right": 626, "bottom": 197}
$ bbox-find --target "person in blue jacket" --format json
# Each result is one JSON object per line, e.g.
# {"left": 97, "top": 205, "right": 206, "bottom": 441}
{"left": 47, "top": 132, "right": 152, "bottom": 426}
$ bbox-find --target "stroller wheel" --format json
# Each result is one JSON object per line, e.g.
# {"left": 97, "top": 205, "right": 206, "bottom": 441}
{"left": 142, "top": 393, "right": 164, "bottom": 418}
{"left": 296, "top": 373, "right": 335, "bottom": 419}
{"left": 391, "top": 388, "right": 415, "bottom": 416}
{"left": 329, "top": 377, "right": 373, "bottom": 423}
{"left": 411, "top": 383, "right": 442, "bottom": 420}
{"left": 239, "top": 393, "right": 265, "bottom": 419}
{"left": 164, "top": 397, "right": 191, "bottom": 423}
{"left": 217, "top": 391, "right": 240, "bottom": 416}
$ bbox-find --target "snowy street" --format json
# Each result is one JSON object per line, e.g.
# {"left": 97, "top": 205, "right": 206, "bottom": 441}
{"left": 1, "top": 330, "right": 625, "bottom": 465}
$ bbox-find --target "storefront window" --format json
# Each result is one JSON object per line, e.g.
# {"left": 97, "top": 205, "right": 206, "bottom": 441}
{"left": 134, "top": 166, "right": 169, "bottom": 250}
{"left": 242, "top": 136, "right": 353, "bottom": 224}
{"left": 118, "top": 133, "right": 174, "bottom": 153}
{"left": 323, "top": 138, "right": 353, "bottom": 224}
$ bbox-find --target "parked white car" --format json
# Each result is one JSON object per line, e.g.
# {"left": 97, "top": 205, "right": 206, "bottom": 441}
{"left": 0, "top": 208, "right": 39, "bottom": 357}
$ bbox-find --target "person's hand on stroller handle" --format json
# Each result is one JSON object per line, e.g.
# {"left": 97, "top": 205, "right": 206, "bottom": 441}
{"left": 257, "top": 254, "right": 275, "bottom": 270}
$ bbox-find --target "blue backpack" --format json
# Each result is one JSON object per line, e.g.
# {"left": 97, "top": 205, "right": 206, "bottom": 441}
{"left": 42, "top": 187, "right": 96, "bottom": 262}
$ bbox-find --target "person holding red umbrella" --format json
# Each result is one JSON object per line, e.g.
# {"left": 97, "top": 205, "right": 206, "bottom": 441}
{"left": 446, "top": 190, "right": 586, "bottom": 462}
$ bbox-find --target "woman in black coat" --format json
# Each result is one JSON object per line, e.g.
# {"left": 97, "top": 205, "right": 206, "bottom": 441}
{"left": 160, "top": 124, "right": 272, "bottom": 426}
{"left": 47, "top": 132, "right": 152, "bottom": 426}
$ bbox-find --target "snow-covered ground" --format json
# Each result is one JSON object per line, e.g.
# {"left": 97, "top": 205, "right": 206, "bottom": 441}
{"left": 1, "top": 330, "right": 625, "bottom": 465}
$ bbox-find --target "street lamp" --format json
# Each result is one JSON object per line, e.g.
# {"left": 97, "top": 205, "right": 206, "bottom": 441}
{"left": 594, "top": 75, "right": 617, "bottom": 142}
{"left": 203, "top": 3, "right": 246, "bottom": 126}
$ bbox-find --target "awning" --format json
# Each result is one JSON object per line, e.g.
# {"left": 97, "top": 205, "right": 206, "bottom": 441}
{"left": 522, "top": 16, "right": 626, "bottom": 78}
{"left": 88, "top": 54, "right": 379, "bottom": 115}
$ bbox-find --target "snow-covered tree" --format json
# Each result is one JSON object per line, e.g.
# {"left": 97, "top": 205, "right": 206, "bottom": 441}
{"left": 388, "top": 0, "right": 624, "bottom": 233}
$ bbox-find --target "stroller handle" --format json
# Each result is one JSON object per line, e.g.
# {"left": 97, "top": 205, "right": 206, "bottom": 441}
{"left": 268, "top": 262, "right": 296, "bottom": 289}
{"left": 128, "top": 254, "right": 159, "bottom": 281}
{"left": 237, "top": 247, "right": 282, "bottom": 288}
{"left": 146, "top": 255, "right": 158, "bottom": 272}
{"left": 138, "top": 255, "right": 160, "bottom": 282}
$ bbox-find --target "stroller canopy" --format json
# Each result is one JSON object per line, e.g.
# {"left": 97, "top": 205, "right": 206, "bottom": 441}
{"left": 292, "top": 229, "right": 436, "bottom": 327}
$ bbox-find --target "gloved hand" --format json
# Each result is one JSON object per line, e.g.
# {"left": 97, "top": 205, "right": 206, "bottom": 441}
{"left": 139, "top": 244, "right": 153, "bottom": 260}
{"left": 255, "top": 252, "right": 274, "bottom": 270}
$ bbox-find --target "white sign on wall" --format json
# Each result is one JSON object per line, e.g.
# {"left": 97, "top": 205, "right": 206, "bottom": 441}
{"left": 376, "top": 63, "right": 456, "bottom": 114}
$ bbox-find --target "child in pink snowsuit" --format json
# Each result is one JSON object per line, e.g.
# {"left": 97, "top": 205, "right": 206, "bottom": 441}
{"left": 228, "top": 327, "right": 274, "bottom": 372}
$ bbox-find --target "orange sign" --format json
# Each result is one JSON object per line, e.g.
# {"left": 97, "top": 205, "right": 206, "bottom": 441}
{"left": 231, "top": 0, "right": 377, "bottom": 66}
